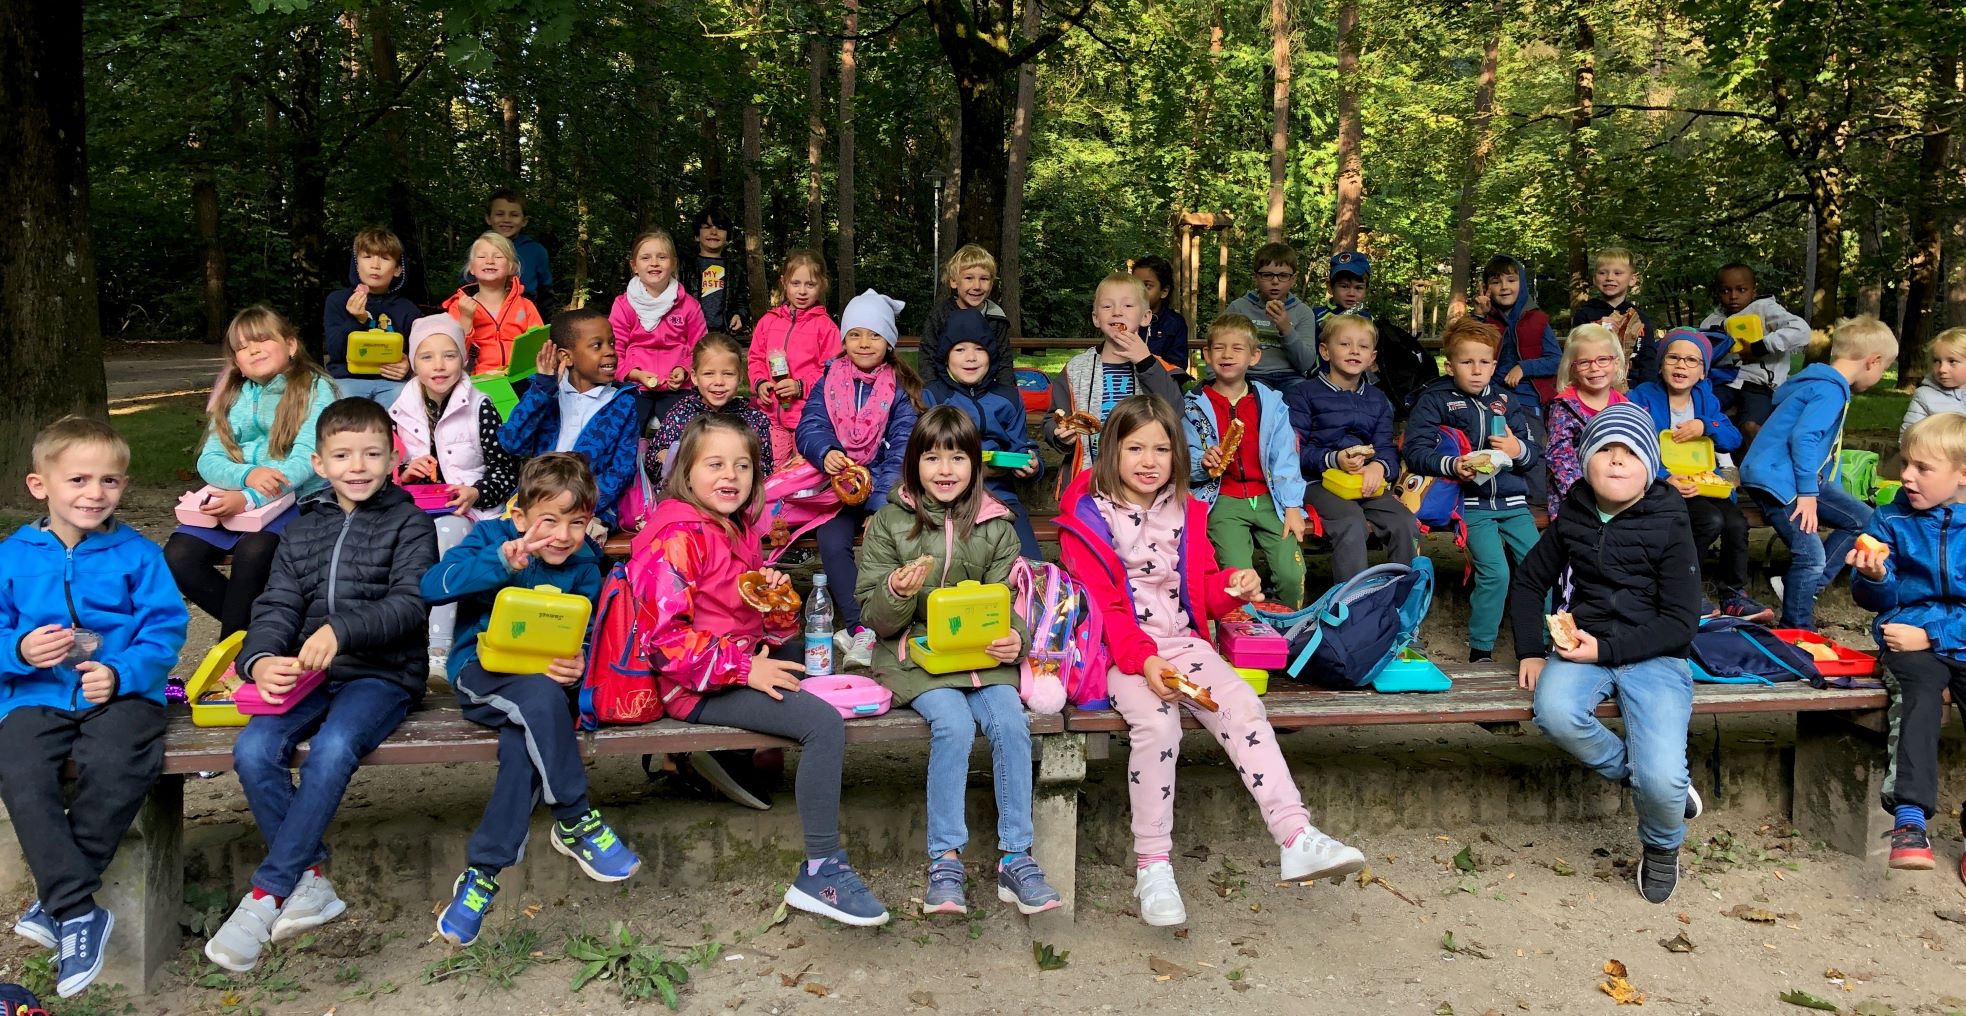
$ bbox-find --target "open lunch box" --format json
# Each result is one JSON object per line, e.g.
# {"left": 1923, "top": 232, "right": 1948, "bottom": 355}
{"left": 1769, "top": 629, "right": 1877, "bottom": 678}
{"left": 1658, "top": 430, "right": 1736, "bottom": 499}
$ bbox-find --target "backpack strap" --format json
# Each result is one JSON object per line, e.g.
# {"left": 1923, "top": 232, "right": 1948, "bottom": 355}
{"left": 1733, "top": 629, "right": 1812, "bottom": 682}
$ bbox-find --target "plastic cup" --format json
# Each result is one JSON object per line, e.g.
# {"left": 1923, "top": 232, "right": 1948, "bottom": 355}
{"left": 64, "top": 628, "right": 102, "bottom": 666}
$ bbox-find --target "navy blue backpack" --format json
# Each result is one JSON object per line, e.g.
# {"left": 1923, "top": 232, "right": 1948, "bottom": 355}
{"left": 1250, "top": 559, "right": 1435, "bottom": 689}
{"left": 1688, "top": 616, "right": 1824, "bottom": 686}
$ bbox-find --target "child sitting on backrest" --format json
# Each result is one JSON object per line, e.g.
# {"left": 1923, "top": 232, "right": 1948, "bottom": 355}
{"left": 609, "top": 229, "right": 708, "bottom": 433}
{"left": 323, "top": 227, "right": 421, "bottom": 405}
{"left": 1044, "top": 273, "right": 1184, "bottom": 493}
{"left": 0, "top": 418, "right": 187, "bottom": 999}
{"left": 747, "top": 249, "right": 841, "bottom": 465}
{"left": 1285, "top": 313, "right": 1419, "bottom": 583}
{"left": 918, "top": 244, "right": 1013, "bottom": 389}
{"left": 204, "top": 398, "right": 436, "bottom": 975}
{"left": 1740, "top": 315, "right": 1896, "bottom": 630}
{"left": 1573, "top": 247, "right": 1659, "bottom": 384}
{"left": 1313, "top": 251, "right": 1372, "bottom": 329}
{"left": 459, "top": 188, "right": 555, "bottom": 315}
{"left": 647, "top": 331, "right": 774, "bottom": 485}
{"left": 421, "top": 454, "right": 637, "bottom": 947}
{"left": 498, "top": 308, "right": 641, "bottom": 533}
{"left": 1900, "top": 326, "right": 1966, "bottom": 433}
{"left": 1224, "top": 242, "right": 1319, "bottom": 390}
{"left": 1132, "top": 254, "right": 1192, "bottom": 384}
{"left": 1849, "top": 412, "right": 1966, "bottom": 879}
{"left": 445, "top": 231, "right": 542, "bottom": 375}
{"left": 1403, "top": 316, "right": 1543, "bottom": 663}
{"left": 679, "top": 202, "right": 748, "bottom": 334}
{"left": 1511, "top": 403, "right": 1704, "bottom": 906}
{"left": 922, "top": 308, "right": 1044, "bottom": 559}
{"left": 1479, "top": 253, "right": 1559, "bottom": 412}
{"left": 1181, "top": 315, "right": 1310, "bottom": 607}
{"left": 1701, "top": 262, "right": 1810, "bottom": 448}
{"left": 1543, "top": 324, "right": 1629, "bottom": 517}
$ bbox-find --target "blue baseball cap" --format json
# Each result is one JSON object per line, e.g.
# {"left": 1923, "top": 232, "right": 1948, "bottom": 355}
{"left": 1330, "top": 251, "right": 1371, "bottom": 281}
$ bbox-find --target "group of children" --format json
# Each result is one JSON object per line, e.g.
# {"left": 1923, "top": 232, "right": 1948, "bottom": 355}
{"left": 5, "top": 219, "right": 1966, "bottom": 1000}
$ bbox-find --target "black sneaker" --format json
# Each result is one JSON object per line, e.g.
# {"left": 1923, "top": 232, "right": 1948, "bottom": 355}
{"left": 1469, "top": 646, "right": 1494, "bottom": 664}
{"left": 1637, "top": 847, "right": 1679, "bottom": 904}
{"left": 1887, "top": 823, "right": 1935, "bottom": 870}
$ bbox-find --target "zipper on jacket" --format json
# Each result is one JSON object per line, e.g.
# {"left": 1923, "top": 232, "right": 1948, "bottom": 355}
{"left": 64, "top": 543, "right": 83, "bottom": 711}
{"left": 326, "top": 509, "right": 357, "bottom": 615}
{"left": 1941, "top": 512, "right": 1952, "bottom": 603}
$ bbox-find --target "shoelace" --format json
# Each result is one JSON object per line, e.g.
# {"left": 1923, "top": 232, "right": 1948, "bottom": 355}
{"left": 459, "top": 871, "right": 497, "bottom": 913}
{"left": 564, "top": 814, "right": 620, "bottom": 853}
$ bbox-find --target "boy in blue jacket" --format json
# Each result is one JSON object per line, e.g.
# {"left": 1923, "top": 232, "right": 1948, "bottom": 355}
{"left": 1849, "top": 412, "right": 1966, "bottom": 880}
{"left": 498, "top": 308, "right": 640, "bottom": 532}
{"left": 421, "top": 453, "right": 636, "bottom": 946}
{"left": 324, "top": 228, "right": 422, "bottom": 405}
{"left": 1741, "top": 315, "right": 1896, "bottom": 630}
{"left": 1183, "top": 315, "right": 1310, "bottom": 606}
{"left": 1286, "top": 313, "right": 1419, "bottom": 582}
{"left": 0, "top": 418, "right": 188, "bottom": 998}
{"left": 922, "top": 308, "right": 1043, "bottom": 558}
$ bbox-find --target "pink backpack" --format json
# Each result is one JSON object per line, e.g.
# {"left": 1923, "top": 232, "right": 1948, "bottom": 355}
{"left": 1008, "top": 557, "right": 1109, "bottom": 711}
{"left": 615, "top": 438, "right": 656, "bottom": 534}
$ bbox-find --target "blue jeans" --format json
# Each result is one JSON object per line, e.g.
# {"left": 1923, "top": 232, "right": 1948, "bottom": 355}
{"left": 1752, "top": 485, "right": 1871, "bottom": 629}
{"left": 335, "top": 376, "right": 406, "bottom": 406}
{"left": 1532, "top": 656, "right": 1694, "bottom": 851}
{"left": 1463, "top": 506, "right": 1540, "bottom": 651}
{"left": 911, "top": 684, "right": 1034, "bottom": 858}
{"left": 986, "top": 479, "right": 1043, "bottom": 560}
{"left": 233, "top": 678, "right": 413, "bottom": 896}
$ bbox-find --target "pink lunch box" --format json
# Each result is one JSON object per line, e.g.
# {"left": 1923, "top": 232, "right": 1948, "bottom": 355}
{"left": 1217, "top": 615, "right": 1290, "bottom": 670}
{"left": 235, "top": 668, "right": 327, "bottom": 715}
{"left": 402, "top": 483, "right": 457, "bottom": 514}
{"left": 800, "top": 674, "right": 892, "bottom": 719}
{"left": 175, "top": 486, "right": 296, "bottom": 531}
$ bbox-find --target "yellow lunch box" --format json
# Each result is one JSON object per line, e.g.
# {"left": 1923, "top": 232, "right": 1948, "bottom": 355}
{"left": 478, "top": 584, "right": 594, "bottom": 674}
{"left": 183, "top": 631, "right": 249, "bottom": 727}
{"left": 1658, "top": 430, "right": 1735, "bottom": 498}
{"left": 345, "top": 329, "right": 405, "bottom": 375}
{"left": 910, "top": 581, "right": 1012, "bottom": 675}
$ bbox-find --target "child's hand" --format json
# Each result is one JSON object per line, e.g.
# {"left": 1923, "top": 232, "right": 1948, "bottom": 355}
{"left": 729, "top": 314, "right": 745, "bottom": 332}
{"left": 1200, "top": 445, "right": 1226, "bottom": 476}
{"left": 773, "top": 378, "right": 803, "bottom": 401}
{"left": 200, "top": 489, "right": 249, "bottom": 518}
{"left": 1790, "top": 495, "right": 1819, "bottom": 535}
{"left": 1669, "top": 475, "right": 1699, "bottom": 499}
{"left": 667, "top": 367, "right": 688, "bottom": 389}
{"left": 1263, "top": 299, "right": 1290, "bottom": 333}
{"left": 1881, "top": 623, "right": 1931, "bottom": 653}
{"left": 747, "top": 648, "right": 806, "bottom": 700}
{"left": 252, "top": 656, "right": 304, "bottom": 699}
{"left": 626, "top": 369, "right": 654, "bottom": 389}
{"left": 501, "top": 531, "right": 554, "bottom": 571}
{"left": 1282, "top": 507, "right": 1307, "bottom": 542}
{"left": 345, "top": 284, "right": 370, "bottom": 321}
{"left": 756, "top": 568, "right": 791, "bottom": 590}
{"left": 1360, "top": 462, "right": 1388, "bottom": 497}
{"left": 1503, "top": 365, "right": 1524, "bottom": 388}
{"left": 1225, "top": 569, "right": 1263, "bottom": 601}
{"left": 984, "top": 630, "right": 1023, "bottom": 664}
{"left": 1337, "top": 446, "right": 1371, "bottom": 473}
{"left": 1140, "top": 656, "right": 1178, "bottom": 702}
{"left": 1670, "top": 419, "right": 1706, "bottom": 442}
{"left": 19, "top": 625, "right": 74, "bottom": 669}
{"left": 887, "top": 558, "right": 933, "bottom": 599}
{"left": 535, "top": 341, "right": 562, "bottom": 378}
{"left": 296, "top": 625, "right": 338, "bottom": 672}
{"left": 1016, "top": 460, "right": 1039, "bottom": 478}
{"left": 1453, "top": 456, "right": 1480, "bottom": 481}
{"left": 449, "top": 485, "right": 481, "bottom": 516}
{"left": 822, "top": 450, "right": 852, "bottom": 475}
{"left": 1555, "top": 627, "right": 1600, "bottom": 663}
{"left": 1845, "top": 541, "right": 1888, "bottom": 581}
{"left": 1517, "top": 657, "right": 1545, "bottom": 691}
{"left": 1488, "top": 428, "right": 1522, "bottom": 459}
{"left": 379, "top": 358, "right": 410, "bottom": 381}
{"left": 245, "top": 467, "right": 290, "bottom": 499}
{"left": 77, "top": 662, "right": 116, "bottom": 704}
{"left": 1106, "top": 326, "right": 1149, "bottom": 364}
{"left": 403, "top": 455, "right": 439, "bottom": 482}
{"left": 455, "top": 291, "right": 480, "bottom": 323}
{"left": 546, "top": 654, "right": 585, "bottom": 687}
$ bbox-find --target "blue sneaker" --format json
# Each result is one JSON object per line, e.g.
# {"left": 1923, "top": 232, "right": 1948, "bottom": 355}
{"left": 996, "top": 854, "right": 1062, "bottom": 915}
{"left": 922, "top": 857, "right": 968, "bottom": 915}
{"left": 438, "top": 867, "right": 498, "bottom": 946}
{"left": 554, "top": 809, "right": 641, "bottom": 882}
{"left": 55, "top": 906, "right": 112, "bottom": 998}
{"left": 14, "top": 900, "right": 57, "bottom": 950}
{"left": 785, "top": 851, "right": 890, "bottom": 927}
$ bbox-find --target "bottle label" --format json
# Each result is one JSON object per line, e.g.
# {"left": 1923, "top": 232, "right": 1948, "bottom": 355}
{"left": 805, "top": 634, "right": 833, "bottom": 676}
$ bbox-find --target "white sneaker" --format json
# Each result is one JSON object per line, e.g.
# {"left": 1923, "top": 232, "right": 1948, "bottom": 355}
{"left": 1684, "top": 785, "right": 1704, "bottom": 821}
{"left": 834, "top": 627, "right": 876, "bottom": 670}
{"left": 1279, "top": 826, "right": 1366, "bottom": 883}
{"left": 269, "top": 870, "right": 346, "bottom": 943}
{"left": 1133, "top": 862, "right": 1187, "bottom": 927}
{"left": 204, "top": 892, "right": 281, "bottom": 972}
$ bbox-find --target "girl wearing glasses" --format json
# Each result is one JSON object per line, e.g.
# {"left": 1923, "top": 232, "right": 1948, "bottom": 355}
{"left": 1545, "top": 324, "right": 1629, "bottom": 519}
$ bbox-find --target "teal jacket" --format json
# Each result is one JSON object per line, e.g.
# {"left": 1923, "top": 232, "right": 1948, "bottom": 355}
{"left": 197, "top": 373, "right": 337, "bottom": 502}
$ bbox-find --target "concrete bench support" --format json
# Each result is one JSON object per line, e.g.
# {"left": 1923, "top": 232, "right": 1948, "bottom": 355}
{"left": 100, "top": 773, "right": 185, "bottom": 994}
{"left": 1792, "top": 710, "right": 1892, "bottom": 861}
{"left": 1028, "top": 733, "right": 1086, "bottom": 932}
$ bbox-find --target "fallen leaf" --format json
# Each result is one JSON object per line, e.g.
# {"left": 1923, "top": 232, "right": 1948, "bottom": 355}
{"left": 1551, "top": 859, "right": 1576, "bottom": 877}
{"left": 1937, "top": 910, "right": 1966, "bottom": 925}
{"left": 1454, "top": 845, "right": 1477, "bottom": 872}
{"left": 1173, "top": 927, "right": 1189, "bottom": 939}
{"left": 1148, "top": 955, "right": 1193, "bottom": 980}
{"left": 908, "top": 990, "right": 937, "bottom": 1009}
{"left": 1603, "top": 959, "right": 1629, "bottom": 978}
{"left": 804, "top": 983, "right": 831, "bottom": 998}
{"left": 521, "top": 902, "right": 542, "bottom": 920}
{"left": 1434, "top": 1004, "right": 1454, "bottom": 1016}
{"left": 1778, "top": 988, "right": 1839, "bottom": 1010}
{"left": 1677, "top": 912, "right": 1691, "bottom": 925}
{"left": 1356, "top": 866, "right": 1373, "bottom": 887}
{"left": 1850, "top": 1001, "right": 1896, "bottom": 1016}
{"left": 1726, "top": 903, "right": 1779, "bottom": 923}
{"left": 778, "top": 963, "right": 811, "bottom": 987}
{"left": 1600, "top": 978, "right": 1645, "bottom": 1005}
{"left": 1659, "top": 932, "right": 1695, "bottom": 953}
{"left": 770, "top": 901, "right": 790, "bottom": 926}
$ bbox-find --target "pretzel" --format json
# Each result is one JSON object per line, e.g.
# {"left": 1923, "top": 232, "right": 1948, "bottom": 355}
{"left": 1053, "top": 409, "right": 1102, "bottom": 439}
{"left": 1162, "top": 669, "right": 1219, "bottom": 711}
{"left": 831, "top": 463, "right": 874, "bottom": 506}
{"left": 1207, "top": 419, "right": 1245, "bottom": 479}
{"left": 738, "top": 571, "right": 802, "bottom": 617}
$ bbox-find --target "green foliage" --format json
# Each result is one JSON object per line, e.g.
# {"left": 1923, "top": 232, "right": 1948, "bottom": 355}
{"left": 421, "top": 927, "right": 542, "bottom": 991}
{"left": 565, "top": 921, "right": 720, "bottom": 1009}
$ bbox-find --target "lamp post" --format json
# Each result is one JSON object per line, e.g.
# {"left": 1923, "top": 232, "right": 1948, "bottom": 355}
{"left": 928, "top": 169, "right": 945, "bottom": 291}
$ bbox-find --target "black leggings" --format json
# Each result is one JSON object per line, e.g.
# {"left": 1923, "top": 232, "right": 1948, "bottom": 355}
{"left": 165, "top": 531, "right": 281, "bottom": 637}
{"left": 689, "top": 686, "right": 847, "bottom": 858}
{"left": 1686, "top": 495, "right": 1750, "bottom": 592}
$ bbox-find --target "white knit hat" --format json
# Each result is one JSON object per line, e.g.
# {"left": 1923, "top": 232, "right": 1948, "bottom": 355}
{"left": 840, "top": 289, "right": 906, "bottom": 348}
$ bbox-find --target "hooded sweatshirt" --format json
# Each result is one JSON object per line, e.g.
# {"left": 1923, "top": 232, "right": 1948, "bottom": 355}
{"left": 1698, "top": 296, "right": 1810, "bottom": 390}
{"left": 1480, "top": 256, "right": 1559, "bottom": 408}
{"left": 443, "top": 276, "right": 542, "bottom": 374}
{"left": 324, "top": 252, "right": 423, "bottom": 379}
{"left": 420, "top": 515, "right": 604, "bottom": 683}
{"left": 747, "top": 302, "right": 842, "bottom": 432}
{"left": 1900, "top": 377, "right": 1966, "bottom": 432}
{"left": 1739, "top": 362, "right": 1852, "bottom": 504}
{"left": 1223, "top": 290, "right": 1320, "bottom": 386}
{"left": 922, "top": 309, "right": 1041, "bottom": 482}
{"left": 0, "top": 520, "right": 188, "bottom": 718}
{"left": 919, "top": 295, "right": 1013, "bottom": 388}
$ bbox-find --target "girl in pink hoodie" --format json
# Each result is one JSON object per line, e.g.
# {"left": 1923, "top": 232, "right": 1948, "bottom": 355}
{"left": 1055, "top": 395, "right": 1366, "bottom": 929}
{"left": 748, "top": 250, "right": 841, "bottom": 463}
{"left": 609, "top": 230, "right": 708, "bottom": 434}
{"left": 631, "top": 414, "right": 890, "bottom": 929}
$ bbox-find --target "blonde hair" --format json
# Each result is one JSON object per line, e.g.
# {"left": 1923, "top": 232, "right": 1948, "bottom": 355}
{"left": 1592, "top": 247, "right": 1635, "bottom": 273}
{"left": 1088, "top": 396, "right": 1189, "bottom": 505}
{"left": 209, "top": 305, "right": 333, "bottom": 464}
{"left": 943, "top": 243, "right": 997, "bottom": 285}
{"left": 628, "top": 230, "right": 676, "bottom": 266}
{"left": 1095, "top": 272, "right": 1149, "bottom": 306}
{"left": 32, "top": 416, "right": 128, "bottom": 473}
{"left": 1901, "top": 413, "right": 1966, "bottom": 472}
{"left": 1928, "top": 326, "right": 1966, "bottom": 367}
{"left": 1557, "top": 323, "right": 1628, "bottom": 391}
{"left": 1206, "top": 314, "right": 1258, "bottom": 349}
{"left": 1829, "top": 315, "right": 1900, "bottom": 361}
{"left": 773, "top": 249, "right": 831, "bottom": 307}
{"left": 1318, "top": 314, "right": 1379, "bottom": 348}
{"left": 470, "top": 232, "right": 520, "bottom": 281}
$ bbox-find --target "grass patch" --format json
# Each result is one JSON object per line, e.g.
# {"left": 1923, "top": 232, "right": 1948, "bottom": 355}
{"left": 422, "top": 927, "right": 542, "bottom": 991}
{"left": 1847, "top": 390, "right": 1910, "bottom": 436}
{"left": 110, "top": 394, "right": 205, "bottom": 489}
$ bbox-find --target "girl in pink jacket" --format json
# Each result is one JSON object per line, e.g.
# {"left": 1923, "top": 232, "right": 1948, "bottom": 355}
{"left": 747, "top": 250, "right": 841, "bottom": 463}
{"left": 609, "top": 230, "right": 708, "bottom": 434}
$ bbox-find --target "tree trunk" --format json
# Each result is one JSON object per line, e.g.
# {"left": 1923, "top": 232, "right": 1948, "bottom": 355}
{"left": 1896, "top": 55, "right": 1957, "bottom": 387}
{"left": 572, "top": 141, "right": 591, "bottom": 307}
{"left": 1266, "top": 0, "right": 1291, "bottom": 243}
{"left": 1950, "top": 211, "right": 1966, "bottom": 328}
{"left": 1329, "top": 0, "right": 1362, "bottom": 253}
{"left": 287, "top": 23, "right": 330, "bottom": 354}
{"left": 806, "top": 37, "right": 826, "bottom": 252}
{"left": 1564, "top": 14, "right": 1595, "bottom": 312}
{"left": 359, "top": 0, "right": 424, "bottom": 302}
{"left": 700, "top": 112, "right": 725, "bottom": 203}
{"left": 496, "top": 30, "right": 522, "bottom": 180}
{"left": 941, "top": 109, "right": 962, "bottom": 271}
{"left": 191, "top": 138, "right": 226, "bottom": 344}
{"left": 837, "top": 0, "right": 859, "bottom": 298}
{"left": 1185, "top": 0, "right": 1225, "bottom": 206}
{"left": 742, "top": 59, "right": 767, "bottom": 321}
{"left": 1806, "top": 167, "right": 1845, "bottom": 328}
{"left": 0, "top": 0, "right": 106, "bottom": 497}
{"left": 1802, "top": 205, "right": 1819, "bottom": 322}
{"left": 999, "top": 0, "right": 1043, "bottom": 337}
{"left": 1448, "top": 0, "right": 1502, "bottom": 318}
{"left": 955, "top": 73, "right": 1010, "bottom": 253}
{"left": 1857, "top": 207, "right": 1883, "bottom": 319}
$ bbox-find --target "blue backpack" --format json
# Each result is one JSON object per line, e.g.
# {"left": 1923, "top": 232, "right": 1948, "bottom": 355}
{"left": 1249, "top": 559, "right": 1435, "bottom": 689}
{"left": 1397, "top": 426, "right": 1471, "bottom": 549}
{"left": 1688, "top": 616, "right": 1823, "bottom": 686}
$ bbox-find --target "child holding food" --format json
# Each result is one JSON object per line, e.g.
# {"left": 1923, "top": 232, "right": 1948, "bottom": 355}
{"left": 1510, "top": 403, "right": 1703, "bottom": 905}
{"left": 1057, "top": 395, "right": 1365, "bottom": 928}
{"left": 1848, "top": 412, "right": 1966, "bottom": 881}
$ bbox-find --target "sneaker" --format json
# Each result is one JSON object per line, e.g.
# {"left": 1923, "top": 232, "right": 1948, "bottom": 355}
{"left": 437, "top": 867, "right": 499, "bottom": 946}
{"left": 1684, "top": 785, "right": 1704, "bottom": 822}
{"left": 1719, "top": 590, "right": 1775, "bottom": 624}
{"left": 785, "top": 851, "right": 890, "bottom": 927}
{"left": 922, "top": 856, "right": 968, "bottom": 915}
{"left": 268, "top": 869, "right": 346, "bottom": 943}
{"left": 204, "top": 892, "right": 280, "bottom": 972}
{"left": 1279, "top": 826, "right": 1367, "bottom": 883}
{"left": 55, "top": 906, "right": 112, "bottom": 998}
{"left": 1637, "top": 847, "right": 1679, "bottom": 904}
{"left": 1133, "top": 861, "right": 1186, "bottom": 927}
{"left": 1887, "top": 823, "right": 1935, "bottom": 870}
{"left": 996, "top": 854, "right": 1062, "bottom": 915}
{"left": 1698, "top": 598, "right": 1721, "bottom": 619}
{"left": 553, "top": 810, "right": 642, "bottom": 882}
{"left": 835, "top": 627, "right": 876, "bottom": 670}
{"left": 1468, "top": 646, "right": 1494, "bottom": 664}
{"left": 14, "top": 900, "right": 57, "bottom": 950}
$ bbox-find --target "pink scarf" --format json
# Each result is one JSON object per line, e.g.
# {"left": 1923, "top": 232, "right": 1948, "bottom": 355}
{"left": 758, "top": 358, "right": 898, "bottom": 562}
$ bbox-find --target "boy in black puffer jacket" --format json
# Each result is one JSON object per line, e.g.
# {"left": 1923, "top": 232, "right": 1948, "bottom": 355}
{"left": 1509, "top": 403, "right": 1703, "bottom": 906}
{"left": 205, "top": 399, "right": 437, "bottom": 974}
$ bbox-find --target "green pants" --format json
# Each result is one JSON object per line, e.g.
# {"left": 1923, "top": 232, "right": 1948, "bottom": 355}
{"left": 1463, "top": 506, "right": 1540, "bottom": 651}
{"left": 1208, "top": 493, "right": 1306, "bottom": 608}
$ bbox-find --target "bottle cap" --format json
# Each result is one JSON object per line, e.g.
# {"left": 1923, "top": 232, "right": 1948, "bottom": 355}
{"left": 813, "top": 573, "right": 828, "bottom": 586}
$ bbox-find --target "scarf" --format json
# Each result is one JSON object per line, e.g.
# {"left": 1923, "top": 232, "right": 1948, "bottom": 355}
{"left": 626, "top": 276, "right": 679, "bottom": 331}
{"left": 757, "top": 358, "right": 898, "bottom": 563}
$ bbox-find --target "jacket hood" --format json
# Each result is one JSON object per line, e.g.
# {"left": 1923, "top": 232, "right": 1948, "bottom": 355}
{"left": 645, "top": 494, "right": 756, "bottom": 539}
{"left": 5, "top": 517, "right": 144, "bottom": 556}
{"left": 346, "top": 246, "right": 410, "bottom": 295}
{"left": 298, "top": 481, "right": 414, "bottom": 517}
{"left": 1771, "top": 362, "right": 1850, "bottom": 408}
{"left": 1487, "top": 255, "right": 1536, "bottom": 328}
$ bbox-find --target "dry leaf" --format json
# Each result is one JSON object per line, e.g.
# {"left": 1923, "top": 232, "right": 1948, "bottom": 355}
{"left": 1726, "top": 903, "right": 1779, "bottom": 923}
{"left": 1600, "top": 978, "right": 1646, "bottom": 1005}
{"left": 1148, "top": 955, "right": 1193, "bottom": 980}
{"left": 778, "top": 962, "right": 812, "bottom": 987}
{"left": 1173, "top": 928, "right": 1190, "bottom": 940}
{"left": 1603, "top": 959, "right": 1629, "bottom": 978}
{"left": 1677, "top": 912, "right": 1691, "bottom": 925}
{"left": 908, "top": 990, "right": 938, "bottom": 1009}
{"left": 804, "top": 982, "right": 831, "bottom": 998}
{"left": 1659, "top": 932, "right": 1695, "bottom": 953}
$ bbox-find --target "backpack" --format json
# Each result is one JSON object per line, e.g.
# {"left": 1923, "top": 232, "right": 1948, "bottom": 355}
{"left": 1007, "top": 557, "right": 1109, "bottom": 710}
{"left": 1836, "top": 449, "right": 1879, "bottom": 504}
{"left": 1371, "top": 318, "right": 1441, "bottom": 418}
{"left": 1688, "top": 616, "right": 1824, "bottom": 687}
{"left": 615, "top": 438, "right": 656, "bottom": 534}
{"left": 578, "top": 562, "right": 664, "bottom": 729}
{"left": 1397, "top": 426, "right": 1471, "bottom": 551}
{"left": 1250, "top": 558, "right": 1435, "bottom": 689}
{"left": 0, "top": 984, "right": 46, "bottom": 1016}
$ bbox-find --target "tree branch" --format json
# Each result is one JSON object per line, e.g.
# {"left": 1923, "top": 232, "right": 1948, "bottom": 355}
{"left": 1006, "top": 0, "right": 1100, "bottom": 69}
{"left": 1627, "top": 192, "right": 1808, "bottom": 243}
{"left": 327, "top": 46, "right": 439, "bottom": 163}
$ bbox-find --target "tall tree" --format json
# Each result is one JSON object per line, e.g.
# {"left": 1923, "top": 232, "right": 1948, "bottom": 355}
{"left": 837, "top": 0, "right": 859, "bottom": 297}
{"left": 1330, "top": 0, "right": 1362, "bottom": 252}
{"left": 1896, "top": 54, "right": 1958, "bottom": 385}
{"left": 1449, "top": 0, "right": 1502, "bottom": 317}
{"left": 806, "top": 37, "right": 827, "bottom": 252}
{"left": 1266, "top": 0, "right": 1291, "bottom": 243}
{"left": 741, "top": 2, "right": 767, "bottom": 320}
{"left": 281, "top": 22, "right": 331, "bottom": 352}
{"left": 356, "top": 0, "right": 425, "bottom": 302}
{"left": 1565, "top": 12, "right": 1595, "bottom": 311}
{"left": 190, "top": 129, "right": 227, "bottom": 343}
{"left": 999, "top": 0, "right": 1044, "bottom": 336}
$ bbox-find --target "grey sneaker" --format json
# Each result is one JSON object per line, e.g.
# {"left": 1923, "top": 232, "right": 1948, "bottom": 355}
{"left": 996, "top": 854, "right": 1062, "bottom": 915}
{"left": 269, "top": 870, "right": 346, "bottom": 942}
{"left": 923, "top": 856, "right": 968, "bottom": 915}
{"left": 204, "top": 892, "right": 281, "bottom": 972}
{"left": 834, "top": 627, "right": 876, "bottom": 670}
{"left": 1638, "top": 847, "right": 1679, "bottom": 904}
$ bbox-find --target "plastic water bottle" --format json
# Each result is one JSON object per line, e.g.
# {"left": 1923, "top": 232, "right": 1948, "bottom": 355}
{"left": 805, "top": 574, "right": 835, "bottom": 676}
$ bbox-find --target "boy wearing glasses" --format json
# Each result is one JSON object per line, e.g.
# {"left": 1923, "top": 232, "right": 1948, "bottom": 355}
{"left": 1225, "top": 243, "right": 1319, "bottom": 391}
